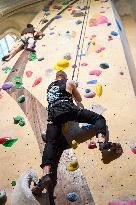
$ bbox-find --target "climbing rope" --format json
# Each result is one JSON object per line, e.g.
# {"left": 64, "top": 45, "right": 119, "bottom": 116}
{"left": 72, "top": 0, "right": 91, "bottom": 80}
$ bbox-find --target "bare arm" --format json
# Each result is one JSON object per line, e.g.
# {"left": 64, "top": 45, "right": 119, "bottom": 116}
{"left": 71, "top": 81, "right": 82, "bottom": 102}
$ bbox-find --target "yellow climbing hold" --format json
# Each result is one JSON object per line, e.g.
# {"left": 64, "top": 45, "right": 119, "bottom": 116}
{"left": 54, "top": 59, "right": 70, "bottom": 70}
{"left": 72, "top": 140, "right": 78, "bottom": 149}
{"left": 66, "top": 160, "right": 79, "bottom": 171}
{"left": 96, "top": 83, "right": 102, "bottom": 97}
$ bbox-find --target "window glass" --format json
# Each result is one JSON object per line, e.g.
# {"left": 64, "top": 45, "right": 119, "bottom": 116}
{"left": 0, "top": 33, "right": 17, "bottom": 60}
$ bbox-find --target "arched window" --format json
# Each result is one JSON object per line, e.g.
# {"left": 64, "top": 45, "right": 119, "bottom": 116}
{"left": 0, "top": 33, "right": 17, "bottom": 60}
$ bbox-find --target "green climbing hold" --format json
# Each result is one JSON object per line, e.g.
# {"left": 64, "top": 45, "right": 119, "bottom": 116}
{"left": 5, "top": 67, "right": 11, "bottom": 73}
{"left": 62, "top": 1, "right": 69, "bottom": 5}
{"left": 15, "top": 82, "right": 23, "bottom": 88}
{"left": 43, "top": 5, "right": 49, "bottom": 12}
{"left": 11, "top": 180, "right": 16, "bottom": 187}
{"left": 13, "top": 76, "right": 22, "bottom": 82}
{"left": 46, "top": 13, "right": 51, "bottom": 16}
{"left": 14, "top": 116, "right": 24, "bottom": 124}
{"left": 17, "top": 95, "right": 25, "bottom": 103}
{"left": 19, "top": 120, "right": 25, "bottom": 127}
{"left": 28, "top": 52, "right": 37, "bottom": 61}
{"left": 2, "top": 138, "right": 18, "bottom": 147}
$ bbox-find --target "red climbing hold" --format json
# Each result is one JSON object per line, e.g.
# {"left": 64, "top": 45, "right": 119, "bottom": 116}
{"left": 32, "top": 77, "right": 42, "bottom": 87}
{"left": 88, "top": 141, "right": 97, "bottom": 149}
{"left": 81, "top": 63, "right": 88, "bottom": 66}
{"left": 26, "top": 71, "right": 33, "bottom": 77}
{"left": 0, "top": 138, "right": 8, "bottom": 144}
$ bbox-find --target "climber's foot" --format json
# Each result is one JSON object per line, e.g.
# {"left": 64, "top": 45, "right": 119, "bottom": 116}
{"left": 41, "top": 131, "right": 46, "bottom": 142}
{"left": 2, "top": 54, "right": 10, "bottom": 61}
{"left": 99, "top": 141, "right": 122, "bottom": 154}
{"left": 25, "top": 48, "right": 36, "bottom": 52}
{"left": 32, "top": 173, "right": 52, "bottom": 196}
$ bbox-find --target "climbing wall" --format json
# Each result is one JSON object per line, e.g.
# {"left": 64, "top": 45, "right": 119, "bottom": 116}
{"left": 0, "top": 0, "right": 136, "bottom": 204}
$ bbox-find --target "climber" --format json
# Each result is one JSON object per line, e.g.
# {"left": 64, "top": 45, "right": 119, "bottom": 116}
{"left": 2, "top": 24, "right": 45, "bottom": 61}
{"left": 32, "top": 70, "right": 117, "bottom": 196}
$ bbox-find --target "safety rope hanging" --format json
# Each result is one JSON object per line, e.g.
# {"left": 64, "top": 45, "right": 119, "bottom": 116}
{"left": 72, "top": 0, "right": 91, "bottom": 80}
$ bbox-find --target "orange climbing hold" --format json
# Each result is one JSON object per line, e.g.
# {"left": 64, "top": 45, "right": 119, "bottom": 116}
{"left": 32, "top": 77, "right": 42, "bottom": 87}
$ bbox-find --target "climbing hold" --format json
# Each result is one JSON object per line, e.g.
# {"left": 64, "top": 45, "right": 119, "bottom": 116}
{"left": 111, "top": 31, "right": 118, "bottom": 36}
{"left": 76, "top": 20, "right": 82, "bottom": 25}
{"left": 100, "top": 63, "right": 109, "bottom": 69}
{"left": 64, "top": 53, "right": 71, "bottom": 60}
{"left": 89, "top": 70, "right": 102, "bottom": 76}
{"left": 0, "top": 190, "right": 7, "bottom": 201}
{"left": 13, "top": 75, "right": 22, "bottom": 82}
{"left": 66, "top": 160, "right": 79, "bottom": 171}
{"left": 49, "top": 32, "right": 55, "bottom": 35}
{"left": 82, "top": 123, "right": 93, "bottom": 130}
{"left": 45, "top": 68, "right": 53, "bottom": 76}
{"left": 19, "top": 120, "right": 25, "bottom": 127}
{"left": 54, "top": 59, "right": 69, "bottom": 70}
{"left": 17, "top": 95, "right": 25, "bottom": 103}
{"left": 87, "top": 80, "right": 97, "bottom": 84}
{"left": 32, "top": 77, "right": 42, "bottom": 87}
{"left": 2, "top": 82, "right": 13, "bottom": 90}
{"left": 85, "top": 88, "right": 91, "bottom": 93}
{"left": 62, "top": 1, "right": 69, "bottom": 5}
{"left": 15, "top": 82, "right": 23, "bottom": 88}
{"left": 41, "top": 18, "right": 48, "bottom": 24}
{"left": 84, "top": 93, "right": 96, "bottom": 98}
{"left": 26, "top": 71, "right": 33, "bottom": 77}
{"left": 11, "top": 180, "right": 16, "bottom": 187}
{"left": 3, "top": 66, "right": 11, "bottom": 73}
{"left": 67, "top": 192, "right": 78, "bottom": 202}
{"left": 81, "top": 63, "right": 88, "bottom": 66}
{"left": 130, "top": 144, "right": 136, "bottom": 154}
{"left": 119, "top": 71, "right": 124, "bottom": 75}
{"left": 28, "top": 52, "right": 37, "bottom": 61}
{"left": 43, "top": 5, "right": 49, "bottom": 12}
{"left": 108, "top": 35, "right": 113, "bottom": 41}
{"left": 55, "top": 15, "right": 62, "bottom": 19}
{"left": 0, "top": 138, "right": 9, "bottom": 144}
{"left": 88, "top": 141, "right": 97, "bottom": 149}
{"left": 2, "top": 138, "right": 18, "bottom": 147}
{"left": 13, "top": 116, "right": 24, "bottom": 124}
{"left": 96, "top": 84, "right": 102, "bottom": 97}
{"left": 89, "top": 15, "right": 108, "bottom": 27}
{"left": 107, "top": 22, "right": 112, "bottom": 26}
{"left": 72, "top": 140, "right": 78, "bottom": 149}
{"left": 53, "top": 5, "right": 62, "bottom": 10}
{"left": 108, "top": 200, "right": 136, "bottom": 205}
{"left": 78, "top": 54, "right": 86, "bottom": 57}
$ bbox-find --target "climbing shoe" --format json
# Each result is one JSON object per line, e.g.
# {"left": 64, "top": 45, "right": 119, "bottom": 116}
{"left": 99, "top": 141, "right": 112, "bottom": 151}
{"left": 32, "top": 173, "right": 52, "bottom": 196}
{"left": 2, "top": 54, "right": 10, "bottom": 61}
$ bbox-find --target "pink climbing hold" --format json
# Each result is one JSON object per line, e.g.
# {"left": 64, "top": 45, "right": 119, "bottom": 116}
{"left": 130, "top": 143, "right": 136, "bottom": 154}
{"left": 89, "top": 70, "right": 102, "bottom": 76}
{"left": 32, "top": 77, "right": 42, "bottom": 87}
{"left": 90, "top": 16, "right": 109, "bottom": 27}
{"left": 88, "top": 141, "right": 97, "bottom": 149}
{"left": 26, "top": 71, "right": 33, "bottom": 77}
{"left": 109, "top": 200, "right": 136, "bottom": 205}
{"left": 81, "top": 63, "right": 88, "bottom": 66}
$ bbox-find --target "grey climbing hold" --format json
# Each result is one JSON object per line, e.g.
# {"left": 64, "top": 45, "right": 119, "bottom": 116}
{"left": 64, "top": 53, "right": 71, "bottom": 60}
{"left": 76, "top": 20, "right": 82, "bottom": 25}
{"left": 38, "top": 57, "right": 44, "bottom": 61}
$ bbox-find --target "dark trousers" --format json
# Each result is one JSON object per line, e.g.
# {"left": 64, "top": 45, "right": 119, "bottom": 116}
{"left": 41, "top": 107, "right": 106, "bottom": 168}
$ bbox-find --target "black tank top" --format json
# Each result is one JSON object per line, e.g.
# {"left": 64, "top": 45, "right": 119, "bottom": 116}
{"left": 47, "top": 79, "right": 73, "bottom": 104}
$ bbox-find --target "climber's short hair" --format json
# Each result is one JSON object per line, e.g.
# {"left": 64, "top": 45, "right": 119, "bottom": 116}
{"left": 56, "top": 71, "right": 67, "bottom": 79}
{"left": 27, "top": 24, "right": 33, "bottom": 28}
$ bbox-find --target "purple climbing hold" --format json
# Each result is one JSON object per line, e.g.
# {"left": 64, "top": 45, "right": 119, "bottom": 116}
{"left": 50, "top": 32, "right": 55, "bottom": 35}
{"left": 87, "top": 80, "right": 97, "bottom": 84}
{"left": 2, "top": 82, "right": 14, "bottom": 90}
{"left": 72, "top": 64, "right": 77, "bottom": 68}
{"left": 55, "top": 15, "right": 62, "bottom": 19}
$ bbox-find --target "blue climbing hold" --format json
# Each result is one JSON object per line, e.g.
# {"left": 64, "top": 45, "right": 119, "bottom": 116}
{"left": 67, "top": 192, "right": 78, "bottom": 202}
{"left": 116, "top": 19, "right": 122, "bottom": 32}
{"left": 85, "top": 88, "right": 91, "bottom": 93}
{"left": 100, "top": 63, "right": 109, "bottom": 69}
{"left": 111, "top": 31, "right": 118, "bottom": 36}
{"left": 78, "top": 54, "right": 86, "bottom": 57}
{"left": 76, "top": 20, "right": 82, "bottom": 25}
{"left": 82, "top": 123, "right": 93, "bottom": 130}
{"left": 87, "top": 80, "right": 97, "bottom": 84}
